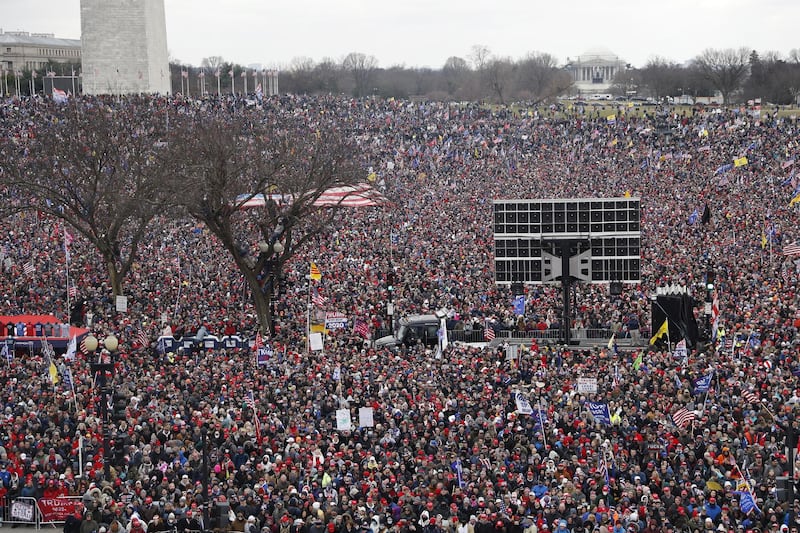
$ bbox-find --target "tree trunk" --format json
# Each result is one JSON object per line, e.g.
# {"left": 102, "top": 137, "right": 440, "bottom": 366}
{"left": 107, "top": 258, "right": 123, "bottom": 297}
{"left": 245, "top": 273, "right": 274, "bottom": 335}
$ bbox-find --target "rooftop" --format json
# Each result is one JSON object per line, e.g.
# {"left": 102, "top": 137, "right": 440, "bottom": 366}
{"left": 0, "top": 29, "right": 80, "bottom": 48}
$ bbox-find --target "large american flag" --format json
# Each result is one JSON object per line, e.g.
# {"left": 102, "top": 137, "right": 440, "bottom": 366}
{"left": 783, "top": 240, "right": 800, "bottom": 256}
{"left": 311, "top": 288, "right": 327, "bottom": 308}
{"left": 354, "top": 319, "right": 370, "bottom": 339}
{"left": 742, "top": 390, "right": 760, "bottom": 404}
{"left": 672, "top": 407, "right": 696, "bottom": 429}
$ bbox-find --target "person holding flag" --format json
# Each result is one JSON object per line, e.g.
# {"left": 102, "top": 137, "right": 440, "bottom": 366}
{"left": 649, "top": 317, "right": 669, "bottom": 348}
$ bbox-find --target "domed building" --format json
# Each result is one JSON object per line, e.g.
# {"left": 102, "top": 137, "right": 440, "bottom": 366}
{"left": 565, "top": 47, "right": 627, "bottom": 95}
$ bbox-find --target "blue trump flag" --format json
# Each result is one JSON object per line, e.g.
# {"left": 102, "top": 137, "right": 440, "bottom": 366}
{"left": 688, "top": 209, "right": 699, "bottom": 225}
{"left": 587, "top": 402, "right": 611, "bottom": 425}
{"left": 693, "top": 373, "right": 713, "bottom": 395}
{"left": 513, "top": 295, "right": 525, "bottom": 316}
{"left": 715, "top": 163, "right": 733, "bottom": 175}
{"left": 734, "top": 491, "right": 760, "bottom": 515}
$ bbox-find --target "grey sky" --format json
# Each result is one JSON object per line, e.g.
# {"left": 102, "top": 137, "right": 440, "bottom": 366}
{"left": 2, "top": 0, "right": 798, "bottom": 69}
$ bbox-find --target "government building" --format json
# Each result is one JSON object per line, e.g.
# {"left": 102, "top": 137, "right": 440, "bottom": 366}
{"left": 0, "top": 30, "right": 81, "bottom": 72}
{"left": 565, "top": 47, "right": 627, "bottom": 95}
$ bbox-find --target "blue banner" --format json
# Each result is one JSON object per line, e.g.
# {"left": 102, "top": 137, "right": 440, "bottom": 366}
{"left": 693, "top": 373, "right": 713, "bottom": 395}
{"left": 587, "top": 402, "right": 611, "bottom": 425}
{"left": 513, "top": 295, "right": 525, "bottom": 316}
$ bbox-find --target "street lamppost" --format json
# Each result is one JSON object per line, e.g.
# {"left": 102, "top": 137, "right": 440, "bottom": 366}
{"left": 257, "top": 239, "right": 284, "bottom": 334}
{"left": 86, "top": 333, "right": 119, "bottom": 482}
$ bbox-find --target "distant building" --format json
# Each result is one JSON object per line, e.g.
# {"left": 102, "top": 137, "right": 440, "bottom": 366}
{"left": 80, "top": 0, "right": 170, "bottom": 95}
{"left": 0, "top": 29, "right": 81, "bottom": 72}
{"left": 565, "top": 47, "right": 626, "bottom": 95}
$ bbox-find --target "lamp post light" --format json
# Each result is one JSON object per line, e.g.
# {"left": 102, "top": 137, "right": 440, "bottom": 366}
{"left": 87, "top": 333, "right": 119, "bottom": 482}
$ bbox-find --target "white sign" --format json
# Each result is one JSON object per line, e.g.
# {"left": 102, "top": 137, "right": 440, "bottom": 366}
{"left": 11, "top": 500, "right": 34, "bottom": 522}
{"left": 505, "top": 344, "right": 519, "bottom": 362}
{"left": 514, "top": 392, "right": 533, "bottom": 415}
{"left": 309, "top": 333, "right": 324, "bottom": 352}
{"left": 576, "top": 377, "right": 598, "bottom": 394}
{"left": 336, "top": 408, "right": 352, "bottom": 431}
{"left": 325, "top": 312, "right": 348, "bottom": 330}
{"left": 115, "top": 295, "right": 128, "bottom": 313}
{"left": 359, "top": 407, "right": 374, "bottom": 428}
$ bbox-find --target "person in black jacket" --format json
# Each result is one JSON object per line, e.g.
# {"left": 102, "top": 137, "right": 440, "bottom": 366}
{"left": 64, "top": 509, "right": 83, "bottom": 533}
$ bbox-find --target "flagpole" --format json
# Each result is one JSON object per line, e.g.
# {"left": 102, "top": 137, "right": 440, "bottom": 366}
{"left": 65, "top": 237, "right": 72, "bottom": 319}
{"left": 537, "top": 399, "right": 547, "bottom": 449}
{"left": 306, "top": 277, "right": 312, "bottom": 357}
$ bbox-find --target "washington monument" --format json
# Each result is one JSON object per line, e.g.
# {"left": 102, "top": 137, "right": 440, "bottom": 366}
{"left": 80, "top": 0, "right": 170, "bottom": 95}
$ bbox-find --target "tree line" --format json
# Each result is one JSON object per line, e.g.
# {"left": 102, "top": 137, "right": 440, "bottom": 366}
{"left": 174, "top": 46, "right": 800, "bottom": 105}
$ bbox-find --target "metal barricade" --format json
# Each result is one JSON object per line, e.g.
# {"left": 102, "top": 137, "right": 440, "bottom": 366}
{"left": 5, "top": 496, "right": 39, "bottom": 528}
{"left": 37, "top": 495, "right": 84, "bottom": 529}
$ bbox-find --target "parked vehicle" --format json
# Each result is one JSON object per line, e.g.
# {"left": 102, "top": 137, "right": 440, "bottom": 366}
{"left": 373, "top": 314, "right": 442, "bottom": 349}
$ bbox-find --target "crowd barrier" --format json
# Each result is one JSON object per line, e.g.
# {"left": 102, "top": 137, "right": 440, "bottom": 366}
{"left": 2, "top": 495, "right": 83, "bottom": 529}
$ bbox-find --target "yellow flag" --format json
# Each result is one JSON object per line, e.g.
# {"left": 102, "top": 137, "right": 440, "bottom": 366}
{"left": 649, "top": 318, "right": 669, "bottom": 346}
{"left": 734, "top": 156, "right": 748, "bottom": 168}
{"left": 49, "top": 361, "right": 60, "bottom": 384}
{"left": 623, "top": 190, "right": 632, "bottom": 198}
{"left": 790, "top": 192, "right": 800, "bottom": 207}
{"left": 309, "top": 262, "right": 322, "bottom": 281}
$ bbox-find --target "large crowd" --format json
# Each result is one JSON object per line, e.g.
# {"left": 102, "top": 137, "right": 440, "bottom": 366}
{"left": 1, "top": 92, "right": 800, "bottom": 533}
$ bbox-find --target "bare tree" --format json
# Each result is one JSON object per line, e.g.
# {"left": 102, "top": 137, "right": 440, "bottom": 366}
{"left": 342, "top": 52, "right": 379, "bottom": 97}
{"left": 201, "top": 56, "right": 225, "bottom": 70}
{"left": 692, "top": 48, "right": 750, "bottom": 104}
{"left": 0, "top": 100, "right": 171, "bottom": 296}
{"left": 165, "top": 113, "right": 364, "bottom": 334}
{"left": 315, "top": 57, "right": 342, "bottom": 94}
{"left": 515, "top": 52, "right": 572, "bottom": 103}
{"left": 442, "top": 56, "right": 470, "bottom": 96}
{"left": 469, "top": 45, "right": 492, "bottom": 72}
{"left": 639, "top": 57, "right": 684, "bottom": 100}
{"left": 485, "top": 57, "right": 514, "bottom": 104}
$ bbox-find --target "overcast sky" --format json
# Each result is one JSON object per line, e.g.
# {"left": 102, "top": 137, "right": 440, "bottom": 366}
{"left": 3, "top": 0, "right": 798, "bottom": 70}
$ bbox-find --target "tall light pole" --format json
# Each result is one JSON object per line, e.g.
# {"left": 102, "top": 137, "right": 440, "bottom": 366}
{"left": 86, "top": 333, "right": 119, "bottom": 482}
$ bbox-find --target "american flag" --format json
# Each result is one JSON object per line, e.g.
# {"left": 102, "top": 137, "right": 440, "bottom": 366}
{"left": 672, "top": 407, "right": 695, "bottom": 429}
{"left": 598, "top": 455, "right": 610, "bottom": 485}
{"left": 354, "top": 319, "right": 370, "bottom": 339}
{"left": 711, "top": 291, "right": 720, "bottom": 341}
{"left": 136, "top": 330, "right": 148, "bottom": 348}
{"left": 245, "top": 391, "right": 261, "bottom": 441}
{"left": 311, "top": 288, "right": 327, "bottom": 308}
{"left": 484, "top": 325, "right": 495, "bottom": 341}
{"left": 244, "top": 390, "right": 256, "bottom": 410}
{"left": 783, "top": 240, "right": 800, "bottom": 256}
{"left": 80, "top": 336, "right": 88, "bottom": 354}
{"left": 742, "top": 390, "right": 760, "bottom": 404}
{"left": 68, "top": 286, "right": 77, "bottom": 298}
{"left": 23, "top": 261, "right": 35, "bottom": 276}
